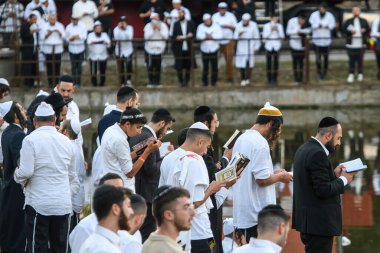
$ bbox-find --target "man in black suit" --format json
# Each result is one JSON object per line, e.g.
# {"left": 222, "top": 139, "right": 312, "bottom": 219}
{"left": 0, "top": 101, "right": 27, "bottom": 253}
{"left": 193, "top": 105, "right": 235, "bottom": 253}
{"left": 20, "top": 14, "right": 38, "bottom": 88}
{"left": 292, "top": 117, "right": 357, "bottom": 253}
{"left": 171, "top": 8, "right": 194, "bottom": 87}
{"left": 128, "top": 108, "right": 175, "bottom": 242}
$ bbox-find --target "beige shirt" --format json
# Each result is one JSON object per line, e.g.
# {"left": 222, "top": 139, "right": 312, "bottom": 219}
{"left": 141, "top": 232, "right": 183, "bottom": 253}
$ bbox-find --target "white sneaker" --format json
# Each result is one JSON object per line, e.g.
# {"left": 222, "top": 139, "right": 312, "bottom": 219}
{"left": 347, "top": 74, "right": 354, "bottom": 83}
{"left": 245, "top": 79, "right": 250, "bottom": 85}
{"left": 357, "top": 74, "right": 363, "bottom": 82}
{"left": 240, "top": 80, "right": 246, "bottom": 86}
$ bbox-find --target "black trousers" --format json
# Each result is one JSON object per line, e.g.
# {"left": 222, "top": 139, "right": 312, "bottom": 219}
{"left": 191, "top": 238, "right": 214, "bottom": 253}
{"left": 300, "top": 233, "right": 334, "bottom": 253}
{"left": 139, "top": 202, "right": 157, "bottom": 243}
{"left": 266, "top": 49, "right": 279, "bottom": 83}
{"left": 116, "top": 55, "right": 133, "bottom": 85}
{"left": 201, "top": 52, "right": 218, "bottom": 86}
{"left": 145, "top": 52, "right": 162, "bottom": 85}
{"left": 25, "top": 205, "right": 70, "bottom": 253}
{"left": 69, "top": 52, "right": 84, "bottom": 86}
{"left": 45, "top": 53, "right": 62, "bottom": 88}
{"left": 347, "top": 48, "right": 364, "bottom": 74}
{"left": 175, "top": 50, "right": 191, "bottom": 86}
{"left": 236, "top": 225, "right": 258, "bottom": 243}
{"left": 375, "top": 51, "right": 380, "bottom": 78}
{"left": 21, "top": 48, "right": 37, "bottom": 88}
{"left": 291, "top": 49, "right": 304, "bottom": 83}
{"left": 90, "top": 60, "right": 107, "bottom": 86}
{"left": 314, "top": 45, "right": 329, "bottom": 76}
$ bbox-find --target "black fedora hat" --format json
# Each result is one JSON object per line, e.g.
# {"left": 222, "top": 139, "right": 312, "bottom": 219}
{"left": 45, "top": 93, "right": 72, "bottom": 112}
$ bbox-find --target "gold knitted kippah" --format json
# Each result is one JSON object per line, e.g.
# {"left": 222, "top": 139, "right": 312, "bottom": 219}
{"left": 258, "top": 102, "right": 282, "bottom": 116}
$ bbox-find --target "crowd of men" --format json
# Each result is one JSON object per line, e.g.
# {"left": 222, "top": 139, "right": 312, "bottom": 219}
{"left": 0, "top": 0, "right": 379, "bottom": 88}
{"left": 0, "top": 72, "right": 359, "bottom": 253}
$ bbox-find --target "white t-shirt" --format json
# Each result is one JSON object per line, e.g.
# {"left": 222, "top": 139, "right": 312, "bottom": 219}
{"left": 232, "top": 130, "right": 276, "bottom": 229}
{"left": 101, "top": 123, "right": 134, "bottom": 192}
{"left": 222, "top": 237, "right": 238, "bottom": 253}
{"left": 232, "top": 238, "right": 282, "bottom": 253}
{"left": 159, "top": 147, "right": 186, "bottom": 187}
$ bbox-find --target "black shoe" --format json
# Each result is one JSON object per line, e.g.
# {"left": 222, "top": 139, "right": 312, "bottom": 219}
{"left": 202, "top": 82, "right": 208, "bottom": 87}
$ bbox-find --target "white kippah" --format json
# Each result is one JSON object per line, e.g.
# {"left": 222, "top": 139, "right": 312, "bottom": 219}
{"left": 172, "top": 0, "right": 181, "bottom": 3}
{"left": 94, "top": 20, "right": 102, "bottom": 28}
{"left": 203, "top": 13, "right": 211, "bottom": 21}
{"left": 218, "top": 2, "right": 228, "bottom": 8}
{"left": 70, "top": 119, "right": 81, "bottom": 135}
{"left": 0, "top": 101, "right": 12, "bottom": 117}
{"left": 150, "top": 12, "right": 159, "bottom": 19}
{"left": 0, "top": 78, "right": 9, "bottom": 87}
{"left": 223, "top": 218, "right": 234, "bottom": 235}
{"left": 35, "top": 102, "right": 55, "bottom": 117}
{"left": 242, "top": 13, "right": 251, "bottom": 21}
{"left": 36, "top": 89, "right": 49, "bottom": 97}
{"left": 189, "top": 122, "right": 209, "bottom": 130}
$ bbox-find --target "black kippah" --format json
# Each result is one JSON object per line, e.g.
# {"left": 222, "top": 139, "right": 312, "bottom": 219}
{"left": 318, "top": 117, "right": 339, "bottom": 128}
{"left": 194, "top": 106, "right": 211, "bottom": 117}
{"left": 177, "top": 127, "right": 189, "bottom": 146}
{"left": 59, "top": 75, "right": 74, "bottom": 84}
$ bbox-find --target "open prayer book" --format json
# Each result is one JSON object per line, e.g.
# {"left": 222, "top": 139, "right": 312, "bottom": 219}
{"left": 339, "top": 158, "right": 367, "bottom": 172}
{"left": 215, "top": 153, "right": 250, "bottom": 182}
{"left": 132, "top": 136, "right": 156, "bottom": 155}
{"left": 223, "top": 129, "right": 243, "bottom": 149}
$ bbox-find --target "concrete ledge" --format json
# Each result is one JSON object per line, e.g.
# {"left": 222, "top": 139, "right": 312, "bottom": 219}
{"left": 9, "top": 84, "right": 380, "bottom": 112}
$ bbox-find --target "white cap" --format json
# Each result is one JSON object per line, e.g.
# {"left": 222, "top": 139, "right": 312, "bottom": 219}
{"left": 242, "top": 13, "right": 251, "bottom": 21}
{"left": 35, "top": 102, "right": 55, "bottom": 117}
{"left": 172, "top": 0, "right": 181, "bottom": 3}
{"left": 0, "top": 78, "right": 9, "bottom": 87}
{"left": 70, "top": 119, "right": 81, "bottom": 135}
{"left": 223, "top": 218, "right": 234, "bottom": 235}
{"left": 93, "top": 20, "right": 102, "bottom": 28}
{"left": 258, "top": 101, "right": 282, "bottom": 116}
{"left": 150, "top": 12, "right": 159, "bottom": 19}
{"left": 189, "top": 122, "right": 209, "bottom": 131}
{"left": 218, "top": 2, "right": 228, "bottom": 8}
{"left": 202, "top": 13, "right": 211, "bottom": 21}
{"left": 0, "top": 101, "right": 12, "bottom": 117}
{"left": 36, "top": 89, "right": 49, "bottom": 97}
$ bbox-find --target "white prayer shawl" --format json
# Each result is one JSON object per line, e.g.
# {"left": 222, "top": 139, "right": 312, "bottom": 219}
{"left": 234, "top": 20, "right": 260, "bottom": 68}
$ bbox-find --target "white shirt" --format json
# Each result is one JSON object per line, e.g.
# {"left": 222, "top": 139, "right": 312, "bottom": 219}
{"left": 87, "top": 32, "right": 111, "bottom": 61}
{"left": 232, "top": 238, "right": 282, "bottom": 253}
{"left": 232, "top": 130, "right": 276, "bottom": 228}
{"left": 70, "top": 213, "right": 98, "bottom": 253}
{"left": 65, "top": 21, "right": 87, "bottom": 54}
{"left": 101, "top": 123, "right": 134, "bottom": 191}
{"left": 196, "top": 22, "right": 223, "bottom": 53}
{"left": 348, "top": 17, "right": 363, "bottom": 48}
{"left": 233, "top": 21, "right": 261, "bottom": 68}
{"left": 159, "top": 147, "right": 186, "bottom": 187}
{"left": 0, "top": 121, "right": 9, "bottom": 163}
{"left": 119, "top": 230, "right": 142, "bottom": 253}
{"left": 144, "top": 21, "right": 169, "bottom": 55}
{"left": 222, "top": 237, "right": 239, "bottom": 253}
{"left": 286, "top": 17, "right": 311, "bottom": 50}
{"left": 24, "top": 0, "right": 39, "bottom": 20}
{"left": 72, "top": 0, "right": 98, "bottom": 31}
{"left": 14, "top": 126, "right": 79, "bottom": 216}
{"left": 71, "top": 140, "right": 86, "bottom": 214}
{"left": 40, "top": 21, "right": 65, "bottom": 54}
{"left": 262, "top": 21, "right": 284, "bottom": 51}
{"left": 80, "top": 225, "right": 122, "bottom": 253}
{"left": 66, "top": 100, "right": 84, "bottom": 153}
{"left": 309, "top": 11, "right": 336, "bottom": 47}
{"left": 114, "top": 25, "right": 134, "bottom": 57}
{"left": 212, "top": 11, "right": 237, "bottom": 45}
{"left": 169, "top": 7, "right": 191, "bottom": 24}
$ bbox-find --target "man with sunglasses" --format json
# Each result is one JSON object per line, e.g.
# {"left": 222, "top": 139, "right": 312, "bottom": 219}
{"left": 142, "top": 185, "right": 195, "bottom": 253}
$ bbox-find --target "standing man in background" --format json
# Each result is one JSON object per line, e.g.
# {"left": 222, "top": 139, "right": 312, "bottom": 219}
{"left": 309, "top": 3, "right": 336, "bottom": 80}
{"left": 292, "top": 117, "right": 358, "bottom": 253}
{"left": 72, "top": 0, "right": 99, "bottom": 33}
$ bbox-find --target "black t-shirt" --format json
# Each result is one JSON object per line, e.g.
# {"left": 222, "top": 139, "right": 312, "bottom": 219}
{"left": 139, "top": 0, "right": 167, "bottom": 24}
{"left": 96, "top": 1, "right": 114, "bottom": 30}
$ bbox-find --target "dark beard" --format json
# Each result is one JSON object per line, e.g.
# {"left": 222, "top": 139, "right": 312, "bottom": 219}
{"left": 118, "top": 208, "right": 130, "bottom": 231}
{"left": 95, "top": 32, "right": 101, "bottom": 37}
{"left": 325, "top": 139, "right": 335, "bottom": 154}
{"left": 180, "top": 16, "right": 185, "bottom": 21}
{"left": 156, "top": 126, "right": 166, "bottom": 139}
{"left": 320, "top": 12, "right": 326, "bottom": 18}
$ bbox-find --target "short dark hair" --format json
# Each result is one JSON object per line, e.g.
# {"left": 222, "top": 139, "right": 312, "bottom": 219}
{"left": 193, "top": 106, "right": 215, "bottom": 126}
{"left": 34, "top": 115, "right": 55, "bottom": 123}
{"left": 130, "top": 194, "right": 147, "bottom": 215}
{"left": 29, "top": 13, "right": 36, "bottom": 19}
{"left": 99, "top": 173, "right": 123, "bottom": 186}
{"left": 256, "top": 115, "right": 283, "bottom": 125}
{"left": 0, "top": 83, "right": 10, "bottom": 97}
{"left": 61, "top": 119, "right": 78, "bottom": 140}
{"left": 185, "top": 128, "right": 212, "bottom": 142}
{"left": 120, "top": 107, "right": 147, "bottom": 125}
{"left": 59, "top": 75, "right": 74, "bottom": 84}
{"left": 3, "top": 102, "right": 26, "bottom": 128}
{"left": 257, "top": 205, "right": 290, "bottom": 234}
{"left": 153, "top": 186, "right": 190, "bottom": 226}
{"left": 255, "top": 115, "right": 283, "bottom": 149}
{"left": 151, "top": 108, "right": 175, "bottom": 124}
{"left": 117, "top": 86, "right": 137, "bottom": 104}
{"left": 93, "top": 185, "right": 132, "bottom": 222}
